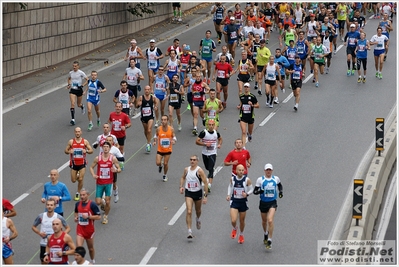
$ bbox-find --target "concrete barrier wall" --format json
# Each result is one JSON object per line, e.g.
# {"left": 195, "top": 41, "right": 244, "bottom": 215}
{"left": 2, "top": 2, "right": 198, "bottom": 83}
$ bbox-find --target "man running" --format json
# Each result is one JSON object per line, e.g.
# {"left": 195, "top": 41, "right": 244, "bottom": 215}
{"left": 224, "top": 139, "right": 251, "bottom": 175}
{"left": 153, "top": 67, "right": 170, "bottom": 128}
{"left": 203, "top": 88, "right": 223, "bottom": 131}
{"left": 67, "top": 61, "right": 88, "bottom": 125}
{"left": 199, "top": 30, "right": 217, "bottom": 84}
{"left": 113, "top": 80, "right": 135, "bottom": 116}
{"left": 179, "top": 155, "right": 208, "bottom": 239}
{"left": 41, "top": 169, "right": 71, "bottom": 216}
{"left": 355, "top": 32, "right": 370, "bottom": 83}
{"left": 254, "top": 39, "right": 271, "bottom": 95}
{"left": 168, "top": 74, "right": 184, "bottom": 131}
{"left": 74, "top": 188, "right": 101, "bottom": 264}
{"left": 226, "top": 164, "right": 253, "bottom": 244}
{"left": 344, "top": 24, "right": 361, "bottom": 76}
{"left": 213, "top": 55, "right": 235, "bottom": 109}
{"left": 92, "top": 123, "right": 118, "bottom": 152}
{"left": 238, "top": 83, "right": 259, "bottom": 148}
{"left": 123, "top": 59, "right": 144, "bottom": 116}
{"left": 137, "top": 85, "right": 158, "bottom": 153}
{"left": 105, "top": 136, "right": 125, "bottom": 202}
{"left": 84, "top": 71, "right": 106, "bottom": 131}
{"left": 235, "top": 51, "right": 254, "bottom": 97}
{"left": 254, "top": 163, "right": 283, "bottom": 250}
{"left": 65, "top": 127, "right": 94, "bottom": 201}
{"left": 2, "top": 213, "right": 18, "bottom": 265}
{"left": 286, "top": 55, "right": 304, "bottom": 111}
{"left": 72, "top": 246, "right": 93, "bottom": 265}
{"left": 89, "top": 142, "right": 121, "bottom": 225}
{"left": 108, "top": 102, "right": 132, "bottom": 155}
{"left": 144, "top": 39, "right": 164, "bottom": 88}
{"left": 191, "top": 72, "right": 210, "bottom": 135}
{"left": 309, "top": 36, "right": 329, "bottom": 87}
{"left": 153, "top": 115, "right": 176, "bottom": 182}
{"left": 196, "top": 119, "right": 222, "bottom": 193}
{"left": 370, "top": 27, "right": 389, "bottom": 79}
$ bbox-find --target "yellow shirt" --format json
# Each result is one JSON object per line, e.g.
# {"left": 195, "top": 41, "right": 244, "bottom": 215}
{"left": 256, "top": 46, "right": 271, "bottom": 66}
{"left": 337, "top": 4, "right": 347, "bottom": 20}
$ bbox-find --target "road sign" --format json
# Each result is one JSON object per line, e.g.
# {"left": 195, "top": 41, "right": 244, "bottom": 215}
{"left": 353, "top": 179, "right": 364, "bottom": 219}
{"left": 376, "top": 118, "right": 384, "bottom": 151}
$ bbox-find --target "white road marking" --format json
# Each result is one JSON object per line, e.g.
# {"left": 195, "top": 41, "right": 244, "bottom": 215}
{"left": 282, "top": 92, "right": 294, "bottom": 104}
{"left": 11, "top": 193, "right": 29, "bottom": 206}
{"left": 259, "top": 111, "right": 277, "bottom": 127}
{"left": 214, "top": 166, "right": 222, "bottom": 176}
{"left": 139, "top": 247, "right": 157, "bottom": 265}
{"left": 303, "top": 73, "right": 314, "bottom": 83}
{"left": 168, "top": 203, "right": 186, "bottom": 226}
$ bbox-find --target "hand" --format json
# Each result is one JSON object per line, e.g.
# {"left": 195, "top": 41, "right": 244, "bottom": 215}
{"left": 202, "top": 197, "right": 208, "bottom": 204}
{"left": 226, "top": 196, "right": 230, "bottom": 201}
{"left": 121, "top": 126, "right": 126, "bottom": 131}
{"left": 41, "top": 198, "right": 46, "bottom": 203}
{"left": 180, "top": 187, "right": 184, "bottom": 194}
{"left": 279, "top": 192, "right": 283, "bottom": 198}
{"left": 93, "top": 143, "right": 99, "bottom": 149}
{"left": 93, "top": 175, "right": 99, "bottom": 179}
{"left": 232, "top": 160, "right": 239, "bottom": 165}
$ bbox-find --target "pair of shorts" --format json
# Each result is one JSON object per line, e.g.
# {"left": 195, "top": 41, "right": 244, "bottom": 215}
{"left": 117, "top": 136, "right": 126, "bottom": 146}
{"left": 338, "top": 20, "right": 346, "bottom": 29}
{"left": 291, "top": 79, "right": 302, "bottom": 90}
{"left": 265, "top": 79, "right": 276, "bottom": 86}
{"left": 193, "top": 101, "right": 204, "bottom": 109}
{"left": 77, "top": 225, "right": 95, "bottom": 240}
{"left": 326, "top": 52, "right": 332, "bottom": 59}
{"left": 155, "top": 94, "right": 167, "bottom": 101}
{"left": 298, "top": 54, "right": 307, "bottom": 60}
{"left": 40, "top": 246, "right": 47, "bottom": 262}
{"left": 70, "top": 164, "right": 86, "bottom": 171}
{"left": 185, "top": 189, "right": 203, "bottom": 201}
{"left": 276, "top": 75, "right": 285, "bottom": 81}
{"left": 239, "top": 116, "right": 254, "bottom": 124}
{"left": 69, "top": 88, "right": 83, "bottom": 97}
{"left": 172, "top": 3, "right": 181, "bottom": 8}
{"left": 187, "top": 92, "right": 193, "bottom": 104}
{"left": 157, "top": 151, "right": 172, "bottom": 156}
{"left": 113, "top": 172, "right": 118, "bottom": 183}
{"left": 3, "top": 243, "right": 13, "bottom": 259}
{"left": 169, "top": 102, "right": 181, "bottom": 109}
{"left": 122, "top": 108, "right": 130, "bottom": 115}
{"left": 346, "top": 46, "right": 356, "bottom": 57}
{"left": 149, "top": 67, "right": 158, "bottom": 74}
{"left": 216, "top": 77, "right": 229, "bottom": 86}
{"left": 96, "top": 183, "right": 112, "bottom": 198}
{"left": 230, "top": 200, "right": 249, "bottom": 212}
{"left": 87, "top": 98, "right": 100, "bottom": 106}
{"left": 127, "top": 84, "right": 138, "bottom": 99}
{"left": 257, "top": 65, "right": 265, "bottom": 73}
{"left": 259, "top": 199, "right": 278, "bottom": 213}
{"left": 228, "top": 40, "right": 237, "bottom": 45}
{"left": 374, "top": 49, "right": 385, "bottom": 57}
{"left": 141, "top": 116, "right": 154, "bottom": 123}
{"left": 237, "top": 74, "right": 250, "bottom": 82}
{"left": 202, "top": 57, "right": 213, "bottom": 63}
{"left": 214, "top": 19, "right": 222, "bottom": 25}
{"left": 356, "top": 58, "right": 367, "bottom": 70}
{"left": 314, "top": 61, "right": 325, "bottom": 66}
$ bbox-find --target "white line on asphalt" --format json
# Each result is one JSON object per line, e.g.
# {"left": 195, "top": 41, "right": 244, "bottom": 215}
{"left": 259, "top": 111, "right": 277, "bottom": 127}
{"left": 303, "top": 73, "right": 314, "bottom": 83}
{"left": 139, "top": 247, "right": 157, "bottom": 265}
{"left": 168, "top": 203, "right": 186, "bottom": 226}
{"left": 11, "top": 193, "right": 29, "bottom": 206}
{"left": 282, "top": 92, "right": 294, "bottom": 104}
{"left": 336, "top": 44, "right": 344, "bottom": 52}
{"left": 214, "top": 166, "right": 222, "bottom": 176}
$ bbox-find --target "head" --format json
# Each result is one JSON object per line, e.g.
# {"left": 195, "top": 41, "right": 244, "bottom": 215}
{"left": 360, "top": 32, "right": 366, "bottom": 40}
{"left": 80, "top": 188, "right": 90, "bottom": 202}
{"left": 72, "top": 61, "right": 79, "bottom": 71}
{"left": 269, "top": 55, "right": 275, "bottom": 64}
{"left": 184, "top": 45, "right": 191, "bottom": 53}
{"left": 195, "top": 72, "right": 202, "bottom": 82}
{"left": 102, "top": 123, "right": 111, "bottom": 134}
{"left": 173, "top": 38, "right": 179, "bottom": 47}
{"left": 49, "top": 169, "right": 59, "bottom": 183}
{"left": 144, "top": 85, "right": 151, "bottom": 95}
{"left": 105, "top": 136, "right": 114, "bottom": 146}
{"left": 170, "top": 49, "right": 176, "bottom": 58}
{"left": 129, "top": 59, "right": 136, "bottom": 68}
{"left": 91, "top": 71, "right": 98, "bottom": 80}
{"left": 209, "top": 88, "right": 216, "bottom": 99}
{"left": 120, "top": 80, "right": 128, "bottom": 91}
{"left": 264, "top": 163, "right": 273, "bottom": 177}
{"left": 205, "top": 30, "right": 211, "bottom": 39}
{"left": 74, "top": 127, "right": 82, "bottom": 138}
{"left": 229, "top": 16, "right": 235, "bottom": 24}
{"left": 207, "top": 119, "right": 216, "bottom": 131}
{"left": 289, "top": 39, "right": 295, "bottom": 47}
{"left": 161, "top": 115, "right": 169, "bottom": 126}
{"left": 74, "top": 246, "right": 86, "bottom": 263}
{"left": 247, "top": 20, "right": 254, "bottom": 27}
{"left": 243, "top": 82, "right": 250, "bottom": 92}
{"left": 241, "top": 51, "right": 247, "bottom": 59}
{"left": 157, "top": 66, "right": 165, "bottom": 76}
{"left": 172, "top": 74, "right": 179, "bottom": 83}
{"left": 236, "top": 164, "right": 245, "bottom": 177}
{"left": 220, "top": 55, "right": 227, "bottom": 63}
{"left": 316, "top": 36, "right": 322, "bottom": 45}
{"left": 189, "top": 155, "right": 199, "bottom": 166}
{"left": 221, "top": 45, "right": 228, "bottom": 54}
{"left": 46, "top": 198, "right": 56, "bottom": 212}
{"left": 298, "top": 30, "right": 305, "bottom": 40}
{"left": 149, "top": 39, "right": 155, "bottom": 48}
{"left": 295, "top": 55, "right": 301, "bottom": 64}
{"left": 350, "top": 24, "right": 356, "bottom": 32}
{"left": 114, "top": 102, "right": 122, "bottom": 113}
{"left": 102, "top": 141, "right": 111, "bottom": 153}
{"left": 234, "top": 138, "right": 243, "bottom": 149}
{"left": 260, "top": 39, "right": 266, "bottom": 47}
{"left": 275, "top": 48, "right": 281, "bottom": 57}
{"left": 235, "top": 3, "right": 240, "bottom": 10}
{"left": 52, "top": 218, "right": 62, "bottom": 234}
{"left": 130, "top": 39, "right": 137, "bottom": 47}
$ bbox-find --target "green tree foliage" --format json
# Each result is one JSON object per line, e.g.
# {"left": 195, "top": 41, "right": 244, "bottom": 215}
{"left": 19, "top": 3, "right": 28, "bottom": 10}
{"left": 127, "top": 3, "right": 156, "bottom": 17}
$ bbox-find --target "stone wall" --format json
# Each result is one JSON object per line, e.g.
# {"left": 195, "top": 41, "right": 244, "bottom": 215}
{"left": 2, "top": 2, "right": 198, "bottom": 83}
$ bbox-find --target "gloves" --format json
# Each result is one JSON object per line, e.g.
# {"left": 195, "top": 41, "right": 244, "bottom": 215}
{"left": 93, "top": 143, "right": 98, "bottom": 149}
{"left": 279, "top": 192, "right": 283, "bottom": 198}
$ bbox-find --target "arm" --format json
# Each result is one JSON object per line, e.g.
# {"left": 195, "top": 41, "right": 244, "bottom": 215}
{"left": 7, "top": 218, "right": 18, "bottom": 241}
{"left": 61, "top": 184, "right": 71, "bottom": 202}
{"left": 64, "top": 139, "right": 72, "bottom": 154}
{"left": 179, "top": 168, "right": 187, "bottom": 194}
{"left": 136, "top": 47, "right": 145, "bottom": 60}
{"left": 198, "top": 168, "right": 208, "bottom": 201}
{"left": 136, "top": 95, "right": 143, "bottom": 107}
{"left": 278, "top": 182, "right": 283, "bottom": 198}
{"left": 85, "top": 139, "right": 94, "bottom": 155}
{"left": 89, "top": 157, "right": 99, "bottom": 179}
{"left": 226, "top": 177, "right": 233, "bottom": 201}
{"left": 63, "top": 234, "right": 76, "bottom": 256}
{"left": 244, "top": 178, "right": 254, "bottom": 196}
{"left": 112, "top": 156, "right": 122, "bottom": 173}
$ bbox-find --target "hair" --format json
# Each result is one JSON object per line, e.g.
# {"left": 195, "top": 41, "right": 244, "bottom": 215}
{"left": 75, "top": 246, "right": 86, "bottom": 258}
{"left": 206, "top": 30, "right": 212, "bottom": 34}
{"left": 91, "top": 70, "right": 97, "bottom": 74}
{"left": 120, "top": 80, "right": 127, "bottom": 85}
{"left": 209, "top": 88, "right": 216, "bottom": 92}
{"left": 102, "top": 141, "right": 111, "bottom": 147}
{"left": 172, "top": 74, "right": 179, "bottom": 79}
{"left": 275, "top": 48, "right": 281, "bottom": 52}
{"left": 173, "top": 38, "right": 179, "bottom": 43}
{"left": 73, "top": 61, "right": 79, "bottom": 65}
{"left": 46, "top": 198, "right": 56, "bottom": 205}
{"left": 80, "top": 188, "right": 90, "bottom": 195}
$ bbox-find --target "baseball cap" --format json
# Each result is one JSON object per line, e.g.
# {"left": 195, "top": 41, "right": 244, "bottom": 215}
{"left": 264, "top": 163, "right": 273, "bottom": 170}
{"left": 184, "top": 45, "right": 190, "bottom": 50}
{"left": 230, "top": 16, "right": 235, "bottom": 20}
{"left": 350, "top": 24, "right": 356, "bottom": 28}
{"left": 243, "top": 82, "right": 250, "bottom": 87}
{"left": 310, "top": 13, "right": 315, "bottom": 17}
{"left": 130, "top": 39, "right": 137, "bottom": 43}
{"left": 149, "top": 39, "right": 155, "bottom": 43}
{"left": 309, "top": 9, "right": 313, "bottom": 13}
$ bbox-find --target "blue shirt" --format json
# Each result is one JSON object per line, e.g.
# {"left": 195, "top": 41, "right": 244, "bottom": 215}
{"left": 345, "top": 31, "right": 361, "bottom": 47}
{"left": 356, "top": 39, "right": 368, "bottom": 59}
{"left": 274, "top": 55, "right": 290, "bottom": 75}
{"left": 87, "top": 79, "right": 105, "bottom": 102}
{"left": 42, "top": 181, "right": 71, "bottom": 214}
{"left": 258, "top": 175, "right": 281, "bottom": 202}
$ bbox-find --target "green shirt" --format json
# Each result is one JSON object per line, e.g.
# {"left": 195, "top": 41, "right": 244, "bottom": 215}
{"left": 201, "top": 39, "right": 213, "bottom": 58}
{"left": 313, "top": 44, "right": 326, "bottom": 63}
{"left": 285, "top": 30, "right": 295, "bottom": 46}
{"left": 205, "top": 98, "right": 220, "bottom": 122}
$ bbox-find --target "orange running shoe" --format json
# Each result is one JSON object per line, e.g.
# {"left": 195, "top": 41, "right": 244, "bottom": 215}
{"left": 231, "top": 228, "right": 237, "bottom": 239}
{"left": 238, "top": 235, "right": 244, "bottom": 244}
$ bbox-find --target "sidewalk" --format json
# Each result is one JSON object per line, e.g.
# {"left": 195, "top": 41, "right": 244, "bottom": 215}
{"left": 2, "top": 3, "right": 218, "bottom": 112}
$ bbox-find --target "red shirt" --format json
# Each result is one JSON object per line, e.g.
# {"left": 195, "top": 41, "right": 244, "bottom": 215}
{"left": 76, "top": 200, "right": 95, "bottom": 232}
{"left": 96, "top": 153, "right": 115, "bottom": 185}
{"left": 48, "top": 232, "right": 69, "bottom": 264}
{"left": 224, "top": 149, "right": 251, "bottom": 175}
{"left": 109, "top": 112, "right": 130, "bottom": 138}
{"left": 180, "top": 53, "right": 191, "bottom": 72}
{"left": 70, "top": 138, "right": 87, "bottom": 166}
{"left": 215, "top": 62, "right": 233, "bottom": 79}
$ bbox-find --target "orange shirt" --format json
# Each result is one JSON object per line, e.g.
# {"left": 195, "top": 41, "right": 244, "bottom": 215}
{"left": 157, "top": 125, "right": 173, "bottom": 153}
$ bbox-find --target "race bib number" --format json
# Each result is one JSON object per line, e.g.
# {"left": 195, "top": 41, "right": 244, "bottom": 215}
{"left": 293, "top": 71, "right": 301, "bottom": 79}
{"left": 240, "top": 64, "right": 248, "bottom": 72}
{"left": 188, "top": 181, "right": 198, "bottom": 188}
{"left": 149, "top": 62, "right": 156, "bottom": 68}
{"left": 169, "top": 65, "right": 177, "bottom": 71}
{"left": 203, "top": 46, "right": 210, "bottom": 54}
{"left": 377, "top": 42, "right": 383, "bottom": 48}
{"left": 297, "top": 46, "right": 304, "bottom": 54}
{"left": 160, "top": 138, "right": 170, "bottom": 148}
{"left": 73, "top": 148, "right": 84, "bottom": 158}
{"left": 208, "top": 109, "right": 216, "bottom": 118}
{"left": 234, "top": 187, "right": 245, "bottom": 198}
{"left": 217, "top": 70, "right": 225, "bottom": 78}
{"left": 242, "top": 104, "right": 251, "bottom": 113}
{"left": 170, "top": 94, "right": 179, "bottom": 103}
{"left": 50, "top": 247, "right": 62, "bottom": 262}
{"left": 88, "top": 88, "right": 96, "bottom": 96}
{"left": 78, "top": 213, "right": 89, "bottom": 226}
{"left": 216, "top": 13, "right": 223, "bottom": 20}
{"left": 155, "top": 82, "right": 164, "bottom": 89}
{"left": 99, "top": 168, "right": 110, "bottom": 179}
{"left": 113, "top": 120, "right": 121, "bottom": 131}
{"left": 142, "top": 107, "right": 151, "bottom": 116}
{"left": 72, "top": 82, "right": 79, "bottom": 89}
{"left": 193, "top": 92, "right": 202, "bottom": 100}
{"left": 128, "top": 75, "right": 136, "bottom": 81}
{"left": 264, "top": 189, "right": 275, "bottom": 198}
{"left": 358, "top": 45, "right": 365, "bottom": 51}
{"left": 230, "top": 31, "right": 237, "bottom": 39}
{"left": 181, "top": 63, "right": 187, "bottom": 71}
{"left": 349, "top": 38, "right": 356, "bottom": 45}
{"left": 267, "top": 72, "right": 275, "bottom": 79}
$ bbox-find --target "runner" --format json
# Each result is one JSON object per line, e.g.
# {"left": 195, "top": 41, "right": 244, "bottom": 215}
{"left": 203, "top": 88, "right": 223, "bottom": 131}
{"left": 144, "top": 39, "right": 164, "bottom": 89}
{"left": 168, "top": 74, "right": 184, "bottom": 131}
{"left": 369, "top": 27, "right": 389, "bottom": 79}
{"left": 195, "top": 119, "right": 223, "bottom": 193}
{"left": 309, "top": 36, "right": 329, "bottom": 87}
{"left": 32, "top": 199, "right": 70, "bottom": 264}
{"left": 264, "top": 56, "right": 282, "bottom": 108}
{"left": 2, "top": 213, "right": 18, "bottom": 265}
{"left": 254, "top": 163, "right": 283, "bottom": 250}
{"left": 322, "top": 28, "right": 335, "bottom": 74}
{"left": 67, "top": 61, "right": 88, "bottom": 125}
{"left": 224, "top": 139, "right": 252, "bottom": 175}
{"left": 123, "top": 59, "right": 144, "bottom": 116}
{"left": 84, "top": 70, "right": 106, "bottom": 131}
{"left": 105, "top": 136, "right": 125, "bottom": 203}
{"left": 238, "top": 83, "right": 259, "bottom": 148}
{"left": 213, "top": 55, "right": 235, "bottom": 109}
{"left": 108, "top": 102, "right": 131, "bottom": 155}
{"left": 286, "top": 55, "right": 304, "bottom": 111}
{"left": 153, "top": 115, "right": 177, "bottom": 182}
{"left": 89, "top": 142, "right": 121, "bottom": 224}
{"left": 2, "top": 199, "right": 16, "bottom": 218}
{"left": 211, "top": 3, "right": 226, "bottom": 44}
{"left": 124, "top": 39, "right": 144, "bottom": 70}
{"left": 137, "top": 85, "right": 158, "bottom": 153}
{"left": 191, "top": 72, "right": 210, "bottom": 135}
{"left": 199, "top": 30, "right": 217, "bottom": 84}
{"left": 226, "top": 164, "right": 253, "bottom": 244}
{"left": 113, "top": 80, "right": 135, "bottom": 116}
{"left": 235, "top": 51, "right": 254, "bottom": 97}
{"left": 43, "top": 218, "right": 76, "bottom": 264}
{"left": 336, "top": 2, "right": 349, "bottom": 41}
{"left": 179, "top": 155, "right": 208, "bottom": 239}
{"left": 41, "top": 169, "right": 71, "bottom": 216}
{"left": 65, "top": 127, "right": 94, "bottom": 201}
{"left": 179, "top": 45, "right": 192, "bottom": 85}
{"left": 296, "top": 31, "right": 310, "bottom": 76}
{"left": 74, "top": 188, "right": 101, "bottom": 264}
{"left": 165, "top": 38, "right": 182, "bottom": 57}
{"left": 172, "top": 2, "right": 182, "bottom": 21}
{"left": 164, "top": 49, "right": 181, "bottom": 81}
{"left": 254, "top": 39, "right": 271, "bottom": 96}
{"left": 378, "top": 13, "right": 393, "bottom": 61}
{"left": 355, "top": 32, "right": 370, "bottom": 83}
{"left": 92, "top": 123, "right": 118, "bottom": 152}
{"left": 153, "top": 67, "right": 170, "bottom": 127}
{"left": 344, "top": 24, "right": 361, "bottom": 76}
{"left": 223, "top": 16, "right": 240, "bottom": 59}
{"left": 214, "top": 45, "right": 234, "bottom": 66}
{"left": 72, "top": 246, "right": 93, "bottom": 265}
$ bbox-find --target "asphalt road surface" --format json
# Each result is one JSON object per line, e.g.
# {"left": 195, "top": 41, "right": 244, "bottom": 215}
{"left": 3, "top": 14, "right": 396, "bottom": 265}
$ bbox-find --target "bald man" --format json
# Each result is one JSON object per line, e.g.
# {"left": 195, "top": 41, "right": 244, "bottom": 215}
{"left": 41, "top": 169, "right": 71, "bottom": 216}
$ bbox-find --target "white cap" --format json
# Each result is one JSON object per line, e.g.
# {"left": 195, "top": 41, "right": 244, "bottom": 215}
{"left": 264, "top": 163, "right": 273, "bottom": 170}
{"left": 350, "top": 24, "right": 356, "bottom": 28}
{"left": 150, "top": 39, "right": 155, "bottom": 43}
{"left": 130, "top": 39, "right": 137, "bottom": 43}
{"left": 243, "top": 82, "right": 250, "bottom": 87}
{"left": 230, "top": 16, "right": 235, "bottom": 20}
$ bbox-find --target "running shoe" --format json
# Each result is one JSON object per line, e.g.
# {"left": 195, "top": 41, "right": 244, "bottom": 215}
{"left": 178, "top": 17, "right": 182, "bottom": 22}
{"left": 325, "top": 67, "right": 329, "bottom": 74}
{"left": 266, "top": 240, "right": 272, "bottom": 249}
{"left": 146, "top": 143, "right": 151, "bottom": 153}
{"left": 281, "top": 88, "right": 285, "bottom": 93}
{"left": 266, "top": 39, "right": 269, "bottom": 44}
{"left": 362, "top": 77, "right": 366, "bottom": 83}
{"left": 238, "top": 235, "right": 245, "bottom": 244}
{"left": 294, "top": 104, "right": 298, "bottom": 111}
{"left": 158, "top": 164, "right": 163, "bottom": 173}
{"left": 187, "top": 104, "right": 191, "bottom": 110}
{"left": 378, "top": 73, "right": 383, "bottom": 79}
{"left": 102, "top": 215, "right": 108, "bottom": 224}
{"left": 88, "top": 123, "right": 93, "bottom": 131}
{"left": 178, "top": 123, "right": 182, "bottom": 131}
{"left": 218, "top": 39, "right": 221, "bottom": 45}
{"left": 120, "top": 161, "right": 125, "bottom": 171}
{"left": 192, "top": 128, "right": 198, "bottom": 136}
{"left": 187, "top": 232, "right": 193, "bottom": 239}
{"left": 74, "top": 192, "right": 80, "bottom": 201}
{"left": 114, "top": 194, "right": 119, "bottom": 203}
{"left": 247, "top": 133, "right": 252, "bottom": 142}
{"left": 347, "top": 70, "right": 351, "bottom": 76}
{"left": 310, "top": 69, "right": 313, "bottom": 74}
{"left": 315, "top": 82, "right": 319, "bottom": 87}
{"left": 384, "top": 55, "right": 387, "bottom": 62}
{"left": 97, "top": 119, "right": 101, "bottom": 127}
{"left": 207, "top": 78, "right": 211, "bottom": 85}
{"left": 258, "top": 90, "right": 262, "bottom": 96}
{"left": 70, "top": 119, "right": 76, "bottom": 125}
{"left": 196, "top": 219, "right": 201, "bottom": 230}
{"left": 101, "top": 198, "right": 106, "bottom": 211}
{"left": 81, "top": 104, "right": 86, "bottom": 115}
{"left": 264, "top": 234, "right": 268, "bottom": 244}
{"left": 202, "top": 119, "right": 206, "bottom": 126}
{"left": 231, "top": 228, "right": 237, "bottom": 239}
{"left": 312, "top": 78, "right": 316, "bottom": 83}
{"left": 269, "top": 103, "right": 273, "bottom": 108}
{"left": 351, "top": 69, "right": 355, "bottom": 76}
{"left": 222, "top": 102, "right": 226, "bottom": 109}
{"left": 162, "top": 175, "right": 168, "bottom": 182}
{"left": 274, "top": 97, "right": 279, "bottom": 104}
{"left": 357, "top": 77, "right": 362, "bottom": 83}
{"left": 376, "top": 72, "right": 379, "bottom": 78}
{"left": 254, "top": 84, "right": 258, "bottom": 90}
{"left": 265, "top": 101, "right": 270, "bottom": 107}
{"left": 154, "top": 121, "right": 159, "bottom": 127}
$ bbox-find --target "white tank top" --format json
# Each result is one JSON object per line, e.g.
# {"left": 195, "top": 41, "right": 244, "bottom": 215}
{"left": 185, "top": 166, "right": 202, "bottom": 192}
{"left": 201, "top": 130, "right": 219, "bottom": 156}
{"left": 72, "top": 260, "right": 91, "bottom": 265}
{"left": 295, "top": 8, "right": 303, "bottom": 24}
{"left": 307, "top": 21, "right": 317, "bottom": 37}
{"left": 265, "top": 63, "right": 277, "bottom": 81}
{"left": 40, "top": 213, "right": 57, "bottom": 246}
{"left": 167, "top": 58, "right": 179, "bottom": 73}
{"left": 2, "top": 217, "right": 11, "bottom": 242}
{"left": 128, "top": 46, "right": 140, "bottom": 64}
{"left": 118, "top": 90, "right": 131, "bottom": 109}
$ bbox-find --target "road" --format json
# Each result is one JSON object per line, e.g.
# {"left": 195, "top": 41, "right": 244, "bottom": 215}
{"left": 2, "top": 14, "right": 397, "bottom": 265}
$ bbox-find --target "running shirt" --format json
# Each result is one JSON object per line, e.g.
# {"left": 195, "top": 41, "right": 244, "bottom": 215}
{"left": 157, "top": 125, "right": 173, "bottom": 153}
{"left": 265, "top": 63, "right": 277, "bottom": 80}
{"left": 204, "top": 98, "right": 220, "bottom": 122}
{"left": 307, "top": 20, "right": 318, "bottom": 38}
{"left": 166, "top": 58, "right": 179, "bottom": 80}
{"left": 239, "top": 92, "right": 258, "bottom": 120}
{"left": 215, "top": 52, "right": 233, "bottom": 64}
{"left": 274, "top": 55, "right": 290, "bottom": 75}
{"left": 114, "top": 89, "right": 134, "bottom": 109}
{"left": 337, "top": 4, "right": 348, "bottom": 20}
{"left": 256, "top": 175, "right": 281, "bottom": 202}
{"left": 313, "top": 44, "right": 328, "bottom": 64}
{"left": 86, "top": 79, "right": 105, "bottom": 102}
{"left": 238, "top": 59, "right": 250, "bottom": 75}
{"left": 379, "top": 20, "right": 390, "bottom": 37}
{"left": 252, "top": 27, "right": 266, "bottom": 40}
{"left": 285, "top": 47, "right": 297, "bottom": 65}
{"left": 154, "top": 75, "right": 168, "bottom": 97}
{"left": 180, "top": 53, "right": 191, "bottom": 73}
{"left": 192, "top": 81, "right": 206, "bottom": 102}
{"left": 345, "top": 31, "right": 361, "bottom": 47}
{"left": 69, "top": 70, "right": 87, "bottom": 89}
{"left": 41, "top": 181, "right": 70, "bottom": 214}
{"left": 32, "top": 213, "right": 68, "bottom": 247}
{"left": 290, "top": 63, "right": 303, "bottom": 80}
{"left": 198, "top": 129, "right": 220, "bottom": 156}
{"left": 370, "top": 34, "right": 389, "bottom": 50}
{"left": 323, "top": 35, "right": 334, "bottom": 53}
{"left": 70, "top": 138, "right": 87, "bottom": 166}
{"left": 252, "top": 41, "right": 261, "bottom": 60}
{"left": 74, "top": 200, "right": 100, "bottom": 231}
{"left": 125, "top": 67, "right": 142, "bottom": 86}
{"left": 256, "top": 46, "right": 271, "bottom": 66}
{"left": 108, "top": 112, "right": 130, "bottom": 138}
{"left": 128, "top": 46, "right": 141, "bottom": 64}
{"left": 96, "top": 133, "right": 118, "bottom": 152}
{"left": 213, "top": 6, "right": 224, "bottom": 21}
{"left": 200, "top": 38, "right": 216, "bottom": 58}
{"left": 294, "top": 8, "right": 304, "bottom": 25}
{"left": 225, "top": 24, "right": 239, "bottom": 43}
{"left": 96, "top": 153, "right": 114, "bottom": 185}
{"left": 296, "top": 39, "right": 308, "bottom": 56}
{"left": 146, "top": 47, "right": 163, "bottom": 69}
{"left": 168, "top": 82, "right": 181, "bottom": 104}
{"left": 234, "top": 10, "right": 244, "bottom": 26}
{"left": 215, "top": 62, "right": 233, "bottom": 79}
{"left": 185, "top": 166, "right": 202, "bottom": 192}
{"left": 231, "top": 175, "right": 249, "bottom": 202}
{"left": 356, "top": 39, "right": 368, "bottom": 59}
{"left": 48, "top": 232, "right": 69, "bottom": 264}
